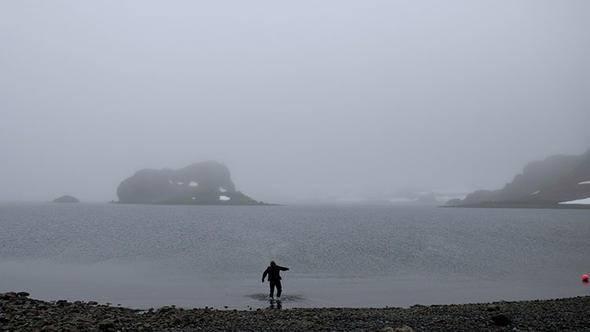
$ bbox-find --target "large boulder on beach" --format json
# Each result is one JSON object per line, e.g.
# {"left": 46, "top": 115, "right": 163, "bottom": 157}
{"left": 53, "top": 195, "right": 80, "bottom": 203}
{"left": 447, "top": 149, "right": 590, "bottom": 207}
{"left": 116, "top": 161, "right": 262, "bottom": 205}
{"left": 491, "top": 314, "right": 512, "bottom": 326}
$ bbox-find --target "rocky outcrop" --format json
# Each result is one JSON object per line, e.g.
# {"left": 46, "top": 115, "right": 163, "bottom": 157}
{"left": 53, "top": 195, "right": 80, "bottom": 203}
{"left": 447, "top": 149, "right": 590, "bottom": 208}
{"left": 116, "top": 161, "right": 263, "bottom": 205}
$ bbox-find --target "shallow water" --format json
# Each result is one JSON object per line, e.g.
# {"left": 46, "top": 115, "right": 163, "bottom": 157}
{"left": 0, "top": 203, "right": 589, "bottom": 309}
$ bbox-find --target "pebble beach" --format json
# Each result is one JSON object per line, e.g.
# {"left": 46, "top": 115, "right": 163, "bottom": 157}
{"left": 1, "top": 292, "right": 589, "bottom": 331}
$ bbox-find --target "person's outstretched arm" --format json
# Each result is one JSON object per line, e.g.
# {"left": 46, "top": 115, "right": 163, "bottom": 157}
{"left": 262, "top": 268, "right": 269, "bottom": 282}
{"left": 278, "top": 266, "right": 289, "bottom": 271}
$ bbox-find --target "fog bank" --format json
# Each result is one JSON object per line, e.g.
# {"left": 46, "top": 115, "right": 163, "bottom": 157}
{"left": 1, "top": 1, "right": 588, "bottom": 202}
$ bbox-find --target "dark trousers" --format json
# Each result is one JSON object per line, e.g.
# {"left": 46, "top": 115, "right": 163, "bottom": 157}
{"left": 269, "top": 280, "right": 282, "bottom": 298}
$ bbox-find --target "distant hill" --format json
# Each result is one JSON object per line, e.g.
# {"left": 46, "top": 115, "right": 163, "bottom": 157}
{"left": 446, "top": 149, "right": 590, "bottom": 208}
{"left": 116, "top": 161, "right": 265, "bottom": 205}
{"left": 53, "top": 195, "right": 80, "bottom": 203}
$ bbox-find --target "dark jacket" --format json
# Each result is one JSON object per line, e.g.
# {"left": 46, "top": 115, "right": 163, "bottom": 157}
{"left": 262, "top": 265, "right": 289, "bottom": 282}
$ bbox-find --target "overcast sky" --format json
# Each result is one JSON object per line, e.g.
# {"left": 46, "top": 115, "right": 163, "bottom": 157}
{"left": 1, "top": 1, "right": 588, "bottom": 203}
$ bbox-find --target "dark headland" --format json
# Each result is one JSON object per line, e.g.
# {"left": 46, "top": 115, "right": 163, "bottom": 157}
{"left": 2, "top": 292, "right": 589, "bottom": 331}
{"left": 446, "top": 149, "right": 590, "bottom": 209}
{"left": 116, "top": 161, "right": 269, "bottom": 205}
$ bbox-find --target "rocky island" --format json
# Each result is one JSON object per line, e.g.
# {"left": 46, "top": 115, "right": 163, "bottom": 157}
{"left": 447, "top": 149, "right": 590, "bottom": 208}
{"left": 52, "top": 195, "right": 80, "bottom": 203}
{"left": 116, "top": 161, "right": 265, "bottom": 205}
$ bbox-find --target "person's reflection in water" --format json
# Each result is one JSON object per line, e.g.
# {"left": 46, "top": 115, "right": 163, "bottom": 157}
{"left": 268, "top": 299, "right": 282, "bottom": 309}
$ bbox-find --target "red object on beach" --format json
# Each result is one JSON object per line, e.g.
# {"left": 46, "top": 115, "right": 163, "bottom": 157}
{"left": 582, "top": 274, "right": 589, "bottom": 283}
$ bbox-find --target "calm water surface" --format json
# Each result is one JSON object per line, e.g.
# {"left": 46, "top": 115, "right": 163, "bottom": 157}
{"left": 0, "top": 203, "right": 589, "bottom": 309}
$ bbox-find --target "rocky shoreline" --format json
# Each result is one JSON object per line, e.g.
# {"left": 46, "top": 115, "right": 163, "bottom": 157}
{"left": 1, "top": 292, "right": 589, "bottom": 331}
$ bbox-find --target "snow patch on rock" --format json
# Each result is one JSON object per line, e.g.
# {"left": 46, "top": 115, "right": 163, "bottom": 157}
{"left": 559, "top": 197, "right": 590, "bottom": 205}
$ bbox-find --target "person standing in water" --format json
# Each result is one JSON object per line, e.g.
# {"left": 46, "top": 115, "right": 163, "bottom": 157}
{"left": 262, "top": 261, "right": 289, "bottom": 299}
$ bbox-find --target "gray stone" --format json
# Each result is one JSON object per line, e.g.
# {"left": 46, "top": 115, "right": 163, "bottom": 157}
{"left": 491, "top": 314, "right": 512, "bottom": 326}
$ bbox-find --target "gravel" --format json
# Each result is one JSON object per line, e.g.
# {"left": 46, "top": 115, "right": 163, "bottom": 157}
{"left": 1, "top": 292, "right": 589, "bottom": 331}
